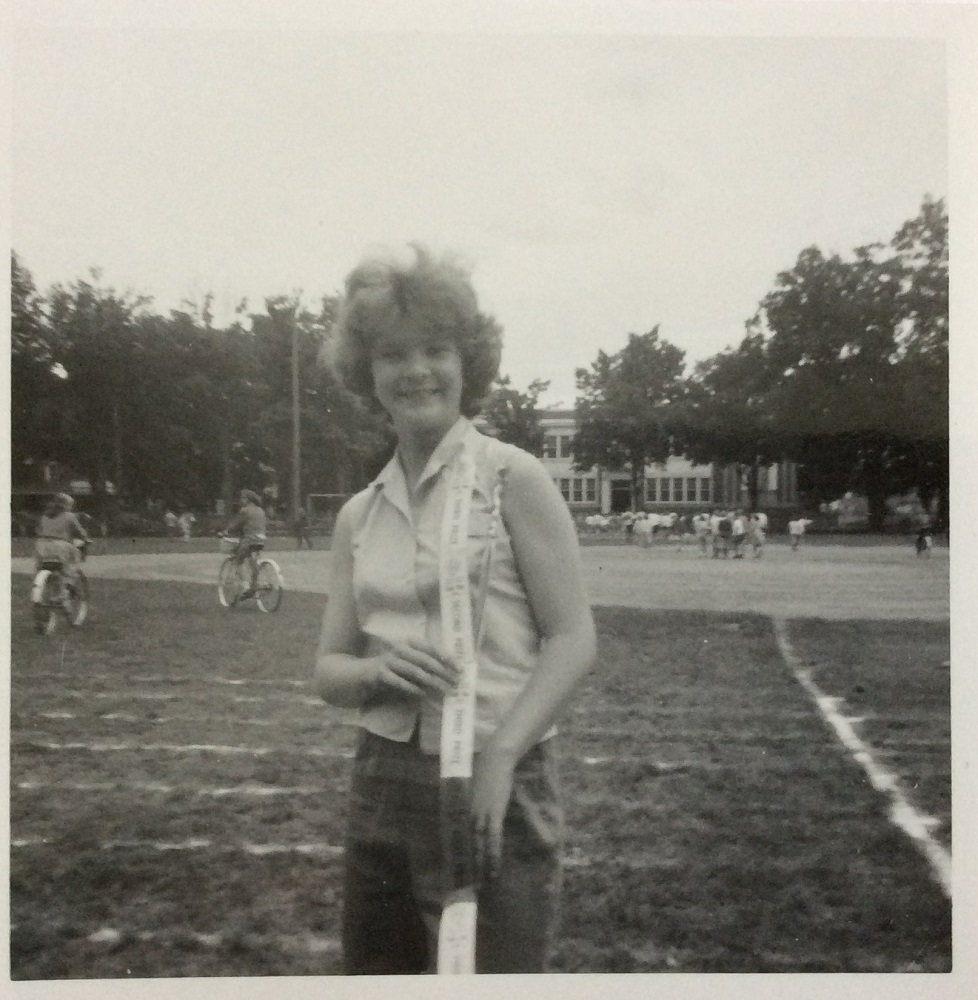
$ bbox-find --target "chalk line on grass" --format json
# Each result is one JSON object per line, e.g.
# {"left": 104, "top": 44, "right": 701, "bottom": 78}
{"left": 772, "top": 616, "right": 951, "bottom": 898}
{"left": 15, "top": 739, "right": 354, "bottom": 758}
{"left": 21, "top": 671, "right": 309, "bottom": 688}
{"left": 14, "top": 831, "right": 587, "bottom": 872}
{"left": 16, "top": 780, "right": 326, "bottom": 797}
{"left": 25, "top": 711, "right": 342, "bottom": 729}
{"left": 40, "top": 690, "right": 324, "bottom": 707}
{"left": 79, "top": 927, "right": 341, "bottom": 955}
{"left": 11, "top": 836, "right": 345, "bottom": 857}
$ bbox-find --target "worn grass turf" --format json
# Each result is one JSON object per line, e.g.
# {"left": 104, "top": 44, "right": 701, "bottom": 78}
{"left": 784, "top": 618, "right": 950, "bottom": 849}
{"left": 554, "top": 608, "right": 950, "bottom": 973}
{"left": 8, "top": 577, "right": 950, "bottom": 976}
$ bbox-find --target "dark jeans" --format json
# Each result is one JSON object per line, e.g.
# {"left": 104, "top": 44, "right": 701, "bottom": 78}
{"left": 341, "top": 729, "right": 564, "bottom": 974}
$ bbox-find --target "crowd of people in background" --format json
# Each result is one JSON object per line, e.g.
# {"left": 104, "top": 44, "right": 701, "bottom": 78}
{"left": 581, "top": 508, "right": 772, "bottom": 557}
{"left": 575, "top": 507, "right": 940, "bottom": 558}
{"left": 14, "top": 497, "right": 936, "bottom": 559}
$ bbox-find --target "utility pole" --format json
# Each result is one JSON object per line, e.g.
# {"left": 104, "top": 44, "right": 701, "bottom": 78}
{"left": 291, "top": 308, "right": 301, "bottom": 521}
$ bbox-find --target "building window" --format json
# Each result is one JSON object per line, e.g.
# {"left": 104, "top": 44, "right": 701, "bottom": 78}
{"left": 558, "top": 434, "right": 573, "bottom": 459}
{"left": 645, "top": 478, "right": 657, "bottom": 502}
{"left": 543, "top": 435, "right": 559, "bottom": 459}
{"left": 556, "top": 476, "right": 598, "bottom": 505}
{"left": 673, "top": 478, "right": 684, "bottom": 502}
{"left": 699, "top": 477, "right": 712, "bottom": 502}
{"left": 686, "top": 478, "right": 697, "bottom": 502}
{"left": 659, "top": 477, "right": 671, "bottom": 502}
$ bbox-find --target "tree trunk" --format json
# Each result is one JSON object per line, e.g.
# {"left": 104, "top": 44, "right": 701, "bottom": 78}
{"left": 938, "top": 481, "right": 949, "bottom": 538}
{"left": 218, "top": 422, "right": 234, "bottom": 514}
{"left": 630, "top": 453, "right": 643, "bottom": 512}
{"left": 92, "top": 453, "right": 108, "bottom": 521}
{"left": 112, "top": 402, "right": 124, "bottom": 499}
{"left": 863, "top": 449, "right": 888, "bottom": 534}
{"left": 749, "top": 457, "right": 761, "bottom": 513}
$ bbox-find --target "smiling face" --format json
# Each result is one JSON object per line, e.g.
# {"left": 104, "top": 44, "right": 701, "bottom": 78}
{"left": 370, "top": 320, "right": 464, "bottom": 443}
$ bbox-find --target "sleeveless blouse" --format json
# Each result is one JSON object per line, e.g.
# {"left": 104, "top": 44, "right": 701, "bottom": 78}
{"left": 344, "top": 417, "right": 548, "bottom": 754}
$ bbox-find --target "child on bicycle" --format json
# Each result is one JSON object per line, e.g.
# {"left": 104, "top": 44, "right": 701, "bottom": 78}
{"left": 222, "top": 489, "right": 267, "bottom": 598}
{"left": 35, "top": 493, "right": 89, "bottom": 592}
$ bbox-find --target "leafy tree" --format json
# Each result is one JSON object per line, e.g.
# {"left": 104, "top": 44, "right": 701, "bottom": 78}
{"left": 10, "top": 252, "right": 64, "bottom": 469}
{"left": 10, "top": 260, "right": 397, "bottom": 521}
{"left": 754, "top": 241, "right": 910, "bottom": 530}
{"left": 249, "top": 294, "right": 393, "bottom": 509}
{"left": 573, "top": 328, "right": 686, "bottom": 510}
{"left": 44, "top": 272, "right": 153, "bottom": 515}
{"left": 481, "top": 375, "right": 550, "bottom": 453}
{"left": 751, "top": 196, "right": 953, "bottom": 533}
{"left": 890, "top": 196, "right": 949, "bottom": 529}
{"left": 683, "top": 329, "right": 782, "bottom": 511}
{"left": 892, "top": 196, "right": 947, "bottom": 356}
{"left": 184, "top": 318, "right": 266, "bottom": 512}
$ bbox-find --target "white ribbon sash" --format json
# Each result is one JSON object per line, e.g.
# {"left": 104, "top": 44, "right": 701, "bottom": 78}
{"left": 439, "top": 453, "right": 479, "bottom": 779}
{"left": 437, "top": 452, "right": 479, "bottom": 974}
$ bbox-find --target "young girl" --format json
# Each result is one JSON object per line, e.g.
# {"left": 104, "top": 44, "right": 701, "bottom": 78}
{"left": 34, "top": 492, "right": 89, "bottom": 587}
{"left": 314, "top": 245, "right": 596, "bottom": 974}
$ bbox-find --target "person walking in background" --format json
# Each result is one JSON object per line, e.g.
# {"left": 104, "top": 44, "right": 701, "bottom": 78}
{"left": 749, "top": 510, "right": 768, "bottom": 558}
{"left": 713, "top": 511, "right": 732, "bottom": 558}
{"left": 178, "top": 510, "right": 196, "bottom": 542}
{"left": 915, "top": 522, "right": 934, "bottom": 557}
{"left": 730, "top": 510, "right": 747, "bottom": 558}
{"left": 293, "top": 506, "right": 314, "bottom": 549}
{"left": 314, "top": 244, "right": 597, "bottom": 975}
{"left": 693, "top": 511, "right": 712, "bottom": 557}
{"left": 788, "top": 517, "right": 813, "bottom": 551}
{"left": 621, "top": 509, "right": 636, "bottom": 542}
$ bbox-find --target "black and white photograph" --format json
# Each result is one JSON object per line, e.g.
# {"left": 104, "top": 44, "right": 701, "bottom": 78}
{"left": 5, "top": 1, "right": 976, "bottom": 997}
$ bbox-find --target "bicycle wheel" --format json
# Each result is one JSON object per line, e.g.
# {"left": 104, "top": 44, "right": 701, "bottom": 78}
{"left": 31, "top": 571, "right": 59, "bottom": 635}
{"left": 217, "top": 558, "right": 242, "bottom": 608}
{"left": 255, "top": 559, "right": 284, "bottom": 613}
{"left": 63, "top": 572, "right": 89, "bottom": 627}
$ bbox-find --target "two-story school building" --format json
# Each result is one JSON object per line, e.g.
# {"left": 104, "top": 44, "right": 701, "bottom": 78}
{"left": 537, "top": 410, "right": 799, "bottom": 515}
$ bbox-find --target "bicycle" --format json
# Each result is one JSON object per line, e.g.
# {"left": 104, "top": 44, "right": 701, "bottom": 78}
{"left": 30, "top": 538, "right": 90, "bottom": 635}
{"left": 217, "top": 536, "right": 284, "bottom": 612}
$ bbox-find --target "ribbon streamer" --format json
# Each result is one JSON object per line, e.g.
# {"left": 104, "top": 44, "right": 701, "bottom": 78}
{"left": 436, "top": 453, "right": 503, "bottom": 974}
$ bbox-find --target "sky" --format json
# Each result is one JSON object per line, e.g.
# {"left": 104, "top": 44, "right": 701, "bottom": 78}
{"left": 6, "top": 2, "right": 958, "bottom": 408}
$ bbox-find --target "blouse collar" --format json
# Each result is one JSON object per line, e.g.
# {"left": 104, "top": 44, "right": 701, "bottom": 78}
{"left": 371, "top": 416, "right": 475, "bottom": 515}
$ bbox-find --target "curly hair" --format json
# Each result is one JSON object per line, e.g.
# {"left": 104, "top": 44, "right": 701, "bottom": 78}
{"left": 326, "top": 244, "right": 502, "bottom": 418}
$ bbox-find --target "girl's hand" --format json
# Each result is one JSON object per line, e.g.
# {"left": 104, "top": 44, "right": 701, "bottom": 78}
{"left": 471, "top": 748, "right": 518, "bottom": 881}
{"left": 371, "top": 639, "right": 459, "bottom": 697}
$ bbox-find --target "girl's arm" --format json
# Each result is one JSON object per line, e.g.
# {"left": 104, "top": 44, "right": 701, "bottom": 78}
{"left": 314, "top": 500, "right": 459, "bottom": 708}
{"left": 223, "top": 511, "right": 243, "bottom": 536}
{"left": 473, "top": 449, "right": 597, "bottom": 872}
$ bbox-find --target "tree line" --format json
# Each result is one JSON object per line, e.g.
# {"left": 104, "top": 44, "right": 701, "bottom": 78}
{"left": 11, "top": 196, "right": 946, "bottom": 532}
{"left": 11, "top": 266, "right": 394, "bottom": 521}
{"left": 572, "top": 197, "right": 948, "bottom": 532}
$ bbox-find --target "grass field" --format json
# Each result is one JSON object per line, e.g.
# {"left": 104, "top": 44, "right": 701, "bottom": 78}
{"left": 7, "top": 557, "right": 951, "bottom": 978}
